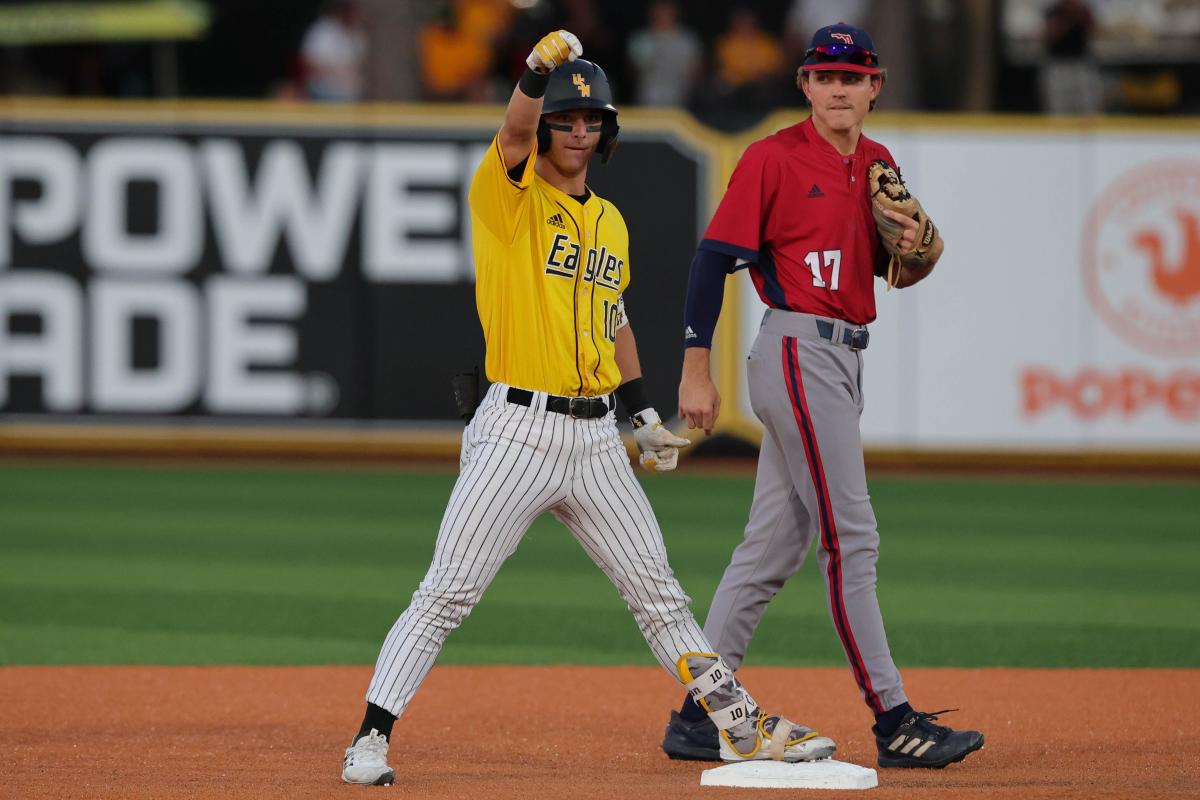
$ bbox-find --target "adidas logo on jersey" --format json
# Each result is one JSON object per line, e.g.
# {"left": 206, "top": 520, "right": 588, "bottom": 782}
{"left": 808, "top": 184, "right": 824, "bottom": 198}
{"left": 684, "top": 326, "right": 697, "bottom": 340}
{"left": 546, "top": 212, "right": 567, "bottom": 229}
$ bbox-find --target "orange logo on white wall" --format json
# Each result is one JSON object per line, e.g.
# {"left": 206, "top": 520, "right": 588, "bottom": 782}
{"left": 1083, "top": 161, "right": 1200, "bottom": 356}
{"left": 1021, "top": 367, "right": 1200, "bottom": 420}
{"left": 1137, "top": 210, "right": 1200, "bottom": 304}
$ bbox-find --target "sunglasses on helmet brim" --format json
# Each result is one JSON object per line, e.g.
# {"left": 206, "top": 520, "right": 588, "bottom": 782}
{"left": 804, "top": 44, "right": 879, "bottom": 68}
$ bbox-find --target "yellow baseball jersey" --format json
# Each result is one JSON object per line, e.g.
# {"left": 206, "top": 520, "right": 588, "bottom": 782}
{"left": 468, "top": 134, "right": 630, "bottom": 397}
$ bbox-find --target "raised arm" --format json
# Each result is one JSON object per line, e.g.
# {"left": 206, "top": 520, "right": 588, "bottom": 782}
{"left": 497, "top": 30, "right": 581, "bottom": 171}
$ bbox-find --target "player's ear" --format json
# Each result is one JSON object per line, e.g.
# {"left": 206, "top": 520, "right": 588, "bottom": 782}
{"left": 868, "top": 71, "right": 884, "bottom": 111}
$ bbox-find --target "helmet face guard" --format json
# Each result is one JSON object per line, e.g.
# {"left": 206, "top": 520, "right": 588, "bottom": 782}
{"left": 536, "top": 59, "right": 620, "bottom": 163}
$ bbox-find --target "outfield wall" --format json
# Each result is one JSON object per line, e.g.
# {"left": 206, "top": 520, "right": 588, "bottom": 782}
{"left": 1, "top": 100, "right": 1198, "bottom": 460}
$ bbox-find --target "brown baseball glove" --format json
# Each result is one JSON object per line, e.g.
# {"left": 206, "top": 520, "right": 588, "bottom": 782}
{"left": 867, "top": 160, "right": 937, "bottom": 287}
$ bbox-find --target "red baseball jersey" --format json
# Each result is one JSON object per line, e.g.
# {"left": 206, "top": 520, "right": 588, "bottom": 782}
{"left": 701, "top": 117, "right": 895, "bottom": 325}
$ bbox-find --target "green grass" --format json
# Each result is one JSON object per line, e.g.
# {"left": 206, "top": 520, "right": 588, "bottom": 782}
{"left": 1, "top": 462, "right": 1197, "bottom": 667}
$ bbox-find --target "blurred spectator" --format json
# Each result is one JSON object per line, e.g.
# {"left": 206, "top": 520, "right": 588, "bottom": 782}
{"left": 694, "top": 6, "right": 787, "bottom": 131}
{"left": 715, "top": 6, "right": 782, "bottom": 89}
{"left": 458, "top": 0, "right": 514, "bottom": 43}
{"left": 420, "top": 0, "right": 513, "bottom": 101}
{"left": 784, "top": 0, "right": 871, "bottom": 68}
{"left": 299, "top": 0, "right": 368, "bottom": 102}
{"left": 626, "top": 1, "right": 702, "bottom": 106}
{"left": 560, "top": 0, "right": 620, "bottom": 90}
{"left": 1041, "top": 0, "right": 1102, "bottom": 114}
{"left": 489, "top": 5, "right": 555, "bottom": 89}
{"left": 911, "top": 0, "right": 968, "bottom": 110}
{"left": 715, "top": 6, "right": 784, "bottom": 90}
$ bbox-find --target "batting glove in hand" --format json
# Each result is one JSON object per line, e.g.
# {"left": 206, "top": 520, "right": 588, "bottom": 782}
{"left": 526, "top": 30, "right": 582, "bottom": 73}
{"left": 632, "top": 408, "right": 691, "bottom": 472}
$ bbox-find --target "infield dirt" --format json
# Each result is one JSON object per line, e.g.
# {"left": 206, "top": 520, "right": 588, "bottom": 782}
{"left": 2, "top": 665, "right": 1195, "bottom": 799}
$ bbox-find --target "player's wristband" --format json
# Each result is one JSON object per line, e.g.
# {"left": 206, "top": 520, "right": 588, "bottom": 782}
{"left": 519, "top": 67, "right": 550, "bottom": 98}
{"left": 615, "top": 377, "right": 651, "bottom": 418}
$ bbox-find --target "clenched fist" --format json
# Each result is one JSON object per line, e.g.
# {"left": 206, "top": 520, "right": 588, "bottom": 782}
{"left": 632, "top": 408, "right": 691, "bottom": 472}
{"left": 526, "top": 30, "right": 582, "bottom": 73}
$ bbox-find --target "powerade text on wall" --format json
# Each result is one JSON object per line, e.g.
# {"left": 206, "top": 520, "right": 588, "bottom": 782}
{"left": 0, "top": 117, "right": 706, "bottom": 422}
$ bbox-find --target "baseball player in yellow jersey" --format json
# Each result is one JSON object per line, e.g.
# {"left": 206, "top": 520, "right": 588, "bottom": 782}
{"left": 340, "top": 31, "right": 837, "bottom": 787}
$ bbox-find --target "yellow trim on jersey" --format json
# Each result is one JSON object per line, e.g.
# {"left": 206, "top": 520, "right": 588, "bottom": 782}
{"left": 468, "top": 135, "right": 630, "bottom": 397}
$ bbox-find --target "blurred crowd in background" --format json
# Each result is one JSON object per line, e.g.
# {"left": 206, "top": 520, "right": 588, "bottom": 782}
{"left": 2, "top": 0, "right": 1199, "bottom": 130}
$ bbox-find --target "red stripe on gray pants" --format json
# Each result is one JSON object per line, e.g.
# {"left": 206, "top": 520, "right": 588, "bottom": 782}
{"left": 782, "top": 336, "right": 884, "bottom": 713}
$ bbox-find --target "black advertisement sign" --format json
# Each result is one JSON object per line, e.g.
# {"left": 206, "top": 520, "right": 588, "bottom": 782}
{"left": 0, "top": 110, "right": 712, "bottom": 425}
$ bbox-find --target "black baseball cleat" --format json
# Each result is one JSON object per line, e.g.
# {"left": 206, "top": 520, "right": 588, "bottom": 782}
{"left": 874, "top": 709, "right": 984, "bottom": 768}
{"left": 661, "top": 710, "right": 721, "bottom": 761}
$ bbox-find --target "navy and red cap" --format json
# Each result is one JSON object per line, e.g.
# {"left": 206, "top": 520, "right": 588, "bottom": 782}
{"left": 800, "top": 22, "right": 882, "bottom": 75}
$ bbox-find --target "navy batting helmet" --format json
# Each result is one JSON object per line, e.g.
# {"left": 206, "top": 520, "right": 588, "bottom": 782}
{"left": 536, "top": 59, "right": 620, "bottom": 164}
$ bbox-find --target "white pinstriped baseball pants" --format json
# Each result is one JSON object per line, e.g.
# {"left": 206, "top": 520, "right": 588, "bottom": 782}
{"left": 366, "top": 382, "right": 710, "bottom": 718}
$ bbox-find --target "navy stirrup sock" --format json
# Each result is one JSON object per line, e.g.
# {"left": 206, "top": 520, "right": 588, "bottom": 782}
{"left": 679, "top": 693, "right": 708, "bottom": 723}
{"left": 874, "top": 702, "right": 914, "bottom": 737}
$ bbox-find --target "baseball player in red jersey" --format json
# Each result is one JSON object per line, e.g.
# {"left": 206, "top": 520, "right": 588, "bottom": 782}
{"left": 660, "top": 23, "right": 985, "bottom": 769}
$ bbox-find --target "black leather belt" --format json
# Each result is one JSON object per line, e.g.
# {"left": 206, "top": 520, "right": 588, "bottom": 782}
{"left": 506, "top": 388, "right": 612, "bottom": 419}
{"left": 815, "top": 319, "right": 869, "bottom": 351}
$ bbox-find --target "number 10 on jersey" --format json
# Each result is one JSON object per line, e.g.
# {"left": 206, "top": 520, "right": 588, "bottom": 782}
{"left": 805, "top": 249, "right": 842, "bottom": 291}
{"left": 602, "top": 299, "right": 621, "bottom": 342}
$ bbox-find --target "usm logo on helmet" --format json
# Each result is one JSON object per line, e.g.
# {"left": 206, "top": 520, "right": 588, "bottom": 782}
{"left": 831, "top": 32, "right": 854, "bottom": 44}
{"left": 572, "top": 73, "right": 591, "bottom": 97}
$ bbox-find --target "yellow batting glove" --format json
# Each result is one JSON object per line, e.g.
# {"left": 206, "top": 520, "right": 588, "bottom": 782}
{"left": 526, "top": 30, "right": 582, "bottom": 74}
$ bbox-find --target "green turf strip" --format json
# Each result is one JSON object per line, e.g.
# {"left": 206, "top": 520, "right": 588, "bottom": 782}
{"left": 1, "top": 463, "right": 1197, "bottom": 667}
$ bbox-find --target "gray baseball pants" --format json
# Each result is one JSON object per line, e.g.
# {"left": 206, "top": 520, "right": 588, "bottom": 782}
{"left": 703, "top": 308, "right": 908, "bottom": 714}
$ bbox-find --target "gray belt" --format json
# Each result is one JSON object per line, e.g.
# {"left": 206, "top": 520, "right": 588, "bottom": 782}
{"left": 815, "top": 319, "right": 870, "bottom": 351}
{"left": 762, "top": 309, "right": 870, "bottom": 351}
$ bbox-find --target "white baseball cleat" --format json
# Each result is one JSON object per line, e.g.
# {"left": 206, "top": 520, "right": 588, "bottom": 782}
{"left": 719, "top": 711, "right": 837, "bottom": 763}
{"left": 342, "top": 728, "right": 395, "bottom": 785}
{"left": 676, "top": 652, "right": 835, "bottom": 765}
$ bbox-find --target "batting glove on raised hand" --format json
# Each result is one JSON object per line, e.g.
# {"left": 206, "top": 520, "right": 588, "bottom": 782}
{"left": 631, "top": 408, "right": 691, "bottom": 472}
{"left": 526, "top": 30, "right": 582, "bottom": 73}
